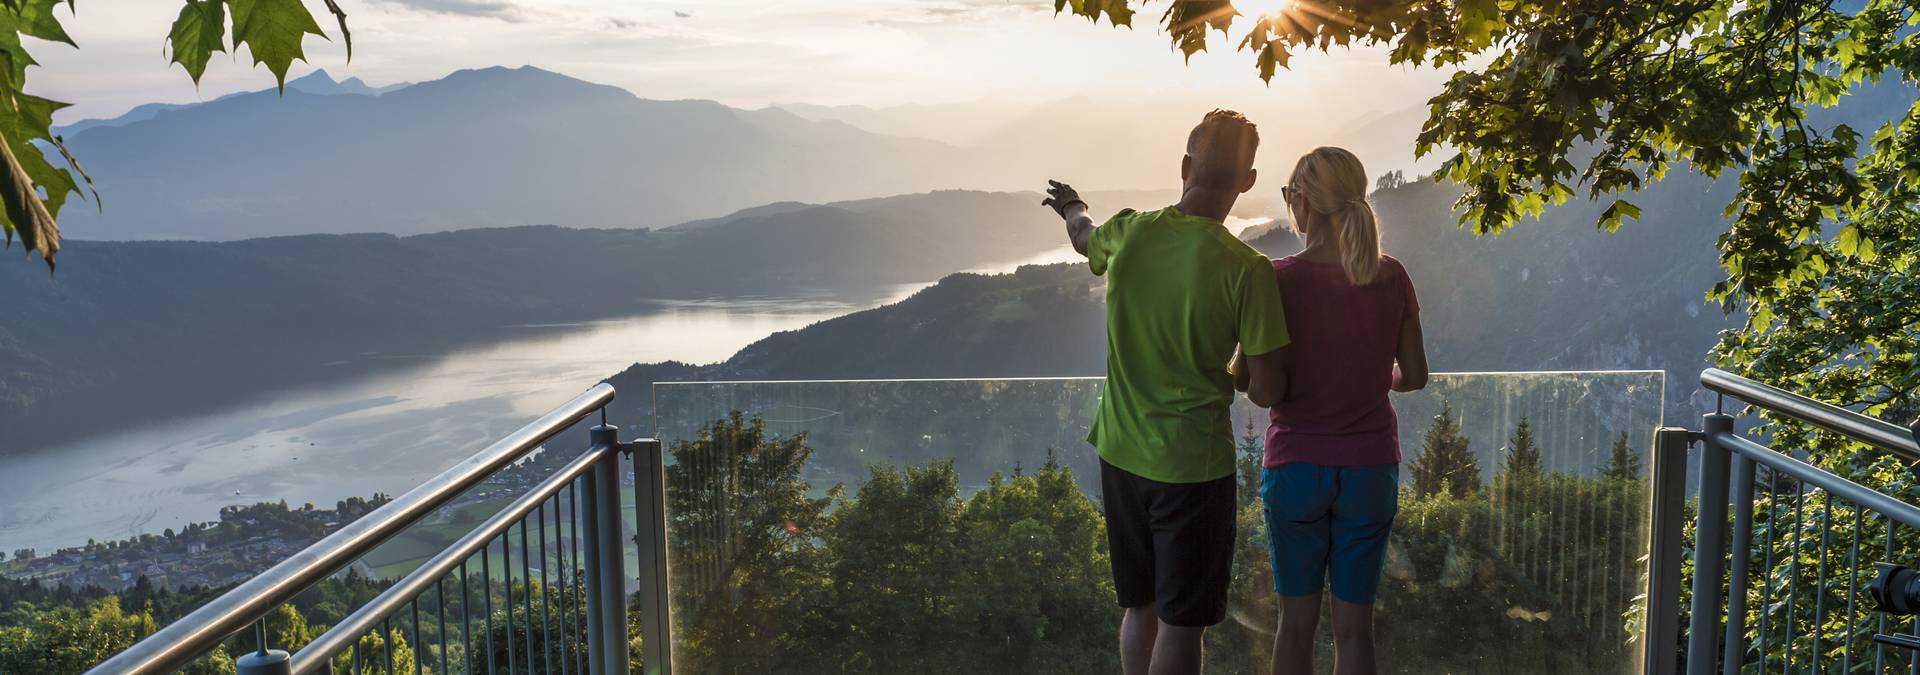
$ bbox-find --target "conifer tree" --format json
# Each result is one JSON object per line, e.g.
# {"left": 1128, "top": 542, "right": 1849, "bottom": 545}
{"left": 1501, "top": 417, "right": 1544, "bottom": 482}
{"left": 1603, "top": 432, "right": 1642, "bottom": 481}
{"left": 1408, "top": 402, "right": 1479, "bottom": 499}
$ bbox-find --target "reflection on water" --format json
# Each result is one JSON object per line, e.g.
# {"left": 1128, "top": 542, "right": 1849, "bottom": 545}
{"left": 0, "top": 295, "right": 872, "bottom": 552}
{"left": 0, "top": 218, "right": 1278, "bottom": 553}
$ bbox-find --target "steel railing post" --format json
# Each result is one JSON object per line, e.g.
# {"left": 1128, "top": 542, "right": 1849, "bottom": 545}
{"left": 629, "top": 439, "right": 673, "bottom": 675}
{"left": 588, "top": 424, "right": 632, "bottom": 675}
{"left": 1722, "top": 447, "right": 1756, "bottom": 675}
{"left": 1687, "top": 413, "right": 1735, "bottom": 675}
{"left": 236, "top": 620, "right": 291, "bottom": 675}
{"left": 582, "top": 452, "right": 608, "bottom": 672}
{"left": 1646, "top": 427, "right": 1693, "bottom": 675}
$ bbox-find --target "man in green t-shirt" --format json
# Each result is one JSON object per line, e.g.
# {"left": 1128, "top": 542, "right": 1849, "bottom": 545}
{"left": 1042, "top": 109, "right": 1290, "bottom": 675}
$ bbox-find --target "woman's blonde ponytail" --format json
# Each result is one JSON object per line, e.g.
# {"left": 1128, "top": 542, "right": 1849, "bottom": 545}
{"left": 1339, "top": 199, "right": 1381, "bottom": 285}
{"left": 1289, "top": 146, "right": 1382, "bottom": 286}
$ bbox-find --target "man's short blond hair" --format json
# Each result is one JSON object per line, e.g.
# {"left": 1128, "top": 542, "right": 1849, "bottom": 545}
{"left": 1186, "top": 109, "right": 1260, "bottom": 190}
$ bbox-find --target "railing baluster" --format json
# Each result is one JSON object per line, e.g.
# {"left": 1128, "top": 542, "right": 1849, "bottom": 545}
{"left": 1784, "top": 480, "right": 1803, "bottom": 674}
{"left": 539, "top": 500, "right": 554, "bottom": 675}
{"left": 1726, "top": 452, "right": 1757, "bottom": 675}
{"left": 437, "top": 576, "right": 449, "bottom": 675}
{"left": 555, "top": 487, "right": 573, "bottom": 675}
{"left": 520, "top": 518, "right": 535, "bottom": 674}
{"left": 1910, "top": 614, "right": 1919, "bottom": 675}
{"left": 1845, "top": 505, "right": 1861, "bottom": 673}
{"left": 1811, "top": 491, "right": 1831, "bottom": 673}
{"left": 1760, "top": 476, "right": 1777, "bottom": 672}
{"left": 382, "top": 617, "right": 393, "bottom": 675}
{"left": 483, "top": 541, "right": 496, "bottom": 675}
{"left": 570, "top": 481, "right": 586, "bottom": 675}
{"left": 461, "top": 561, "right": 473, "bottom": 675}
{"left": 1879, "top": 518, "right": 1894, "bottom": 673}
{"left": 411, "top": 599, "right": 423, "bottom": 675}
{"left": 503, "top": 531, "right": 517, "bottom": 675}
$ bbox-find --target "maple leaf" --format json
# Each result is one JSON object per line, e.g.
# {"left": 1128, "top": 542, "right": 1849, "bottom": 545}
{"left": 168, "top": 0, "right": 226, "bottom": 85}
{"left": 229, "top": 0, "right": 328, "bottom": 90}
{"left": 0, "top": 131, "right": 57, "bottom": 270}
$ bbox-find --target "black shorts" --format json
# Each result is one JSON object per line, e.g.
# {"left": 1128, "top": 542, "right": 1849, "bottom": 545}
{"left": 1100, "top": 458, "right": 1237, "bottom": 627}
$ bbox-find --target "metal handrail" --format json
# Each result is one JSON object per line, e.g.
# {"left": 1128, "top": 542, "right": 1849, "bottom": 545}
{"left": 86, "top": 383, "right": 617, "bottom": 675}
{"left": 289, "top": 440, "right": 617, "bottom": 674}
{"left": 1713, "top": 432, "right": 1920, "bottom": 531}
{"left": 1669, "top": 369, "right": 1920, "bottom": 675}
{"left": 1701, "top": 367, "right": 1920, "bottom": 461}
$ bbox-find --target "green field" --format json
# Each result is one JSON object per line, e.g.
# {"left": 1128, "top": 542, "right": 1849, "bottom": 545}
{"left": 359, "top": 487, "right": 645, "bottom": 582}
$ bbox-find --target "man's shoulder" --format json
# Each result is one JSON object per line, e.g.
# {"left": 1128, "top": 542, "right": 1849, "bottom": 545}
{"left": 1212, "top": 230, "right": 1271, "bottom": 269}
{"left": 1105, "top": 206, "right": 1147, "bottom": 225}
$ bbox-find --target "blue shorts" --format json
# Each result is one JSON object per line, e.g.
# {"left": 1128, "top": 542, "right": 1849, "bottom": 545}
{"left": 1261, "top": 462, "right": 1399, "bottom": 604}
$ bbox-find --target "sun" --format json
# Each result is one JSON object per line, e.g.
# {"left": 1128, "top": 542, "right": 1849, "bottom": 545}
{"left": 1234, "top": 0, "right": 1293, "bottom": 19}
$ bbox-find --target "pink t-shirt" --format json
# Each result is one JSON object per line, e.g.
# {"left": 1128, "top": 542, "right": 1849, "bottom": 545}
{"left": 1263, "top": 255, "right": 1419, "bottom": 467}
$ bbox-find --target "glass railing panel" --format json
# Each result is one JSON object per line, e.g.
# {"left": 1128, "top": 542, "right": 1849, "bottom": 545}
{"left": 654, "top": 371, "right": 1664, "bottom": 674}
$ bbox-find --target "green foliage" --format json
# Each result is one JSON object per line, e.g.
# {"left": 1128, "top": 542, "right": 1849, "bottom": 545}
{"left": 666, "top": 411, "right": 831, "bottom": 672}
{"left": 332, "top": 625, "right": 414, "bottom": 675}
{"left": 1054, "top": 0, "right": 1920, "bottom": 464}
{"left": 0, "top": 0, "right": 348, "bottom": 268}
{"left": 1386, "top": 472, "right": 1648, "bottom": 672}
{"left": 1407, "top": 401, "right": 1480, "bottom": 499}
{"left": 463, "top": 580, "right": 589, "bottom": 674}
{"left": 660, "top": 411, "right": 1652, "bottom": 673}
{"left": 0, "top": 597, "right": 155, "bottom": 673}
{"left": 668, "top": 413, "right": 1119, "bottom": 674}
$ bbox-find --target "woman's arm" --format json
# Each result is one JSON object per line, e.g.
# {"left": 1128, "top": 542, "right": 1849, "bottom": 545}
{"left": 1245, "top": 349, "right": 1287, "bottom": 408}
{"left": 1392, "top": 312, "right": 1428, "bottom": 392}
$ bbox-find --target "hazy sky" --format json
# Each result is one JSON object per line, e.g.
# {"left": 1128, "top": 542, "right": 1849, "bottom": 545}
{"left": 33, "top": 0, "right": 1453, "bottom": 124}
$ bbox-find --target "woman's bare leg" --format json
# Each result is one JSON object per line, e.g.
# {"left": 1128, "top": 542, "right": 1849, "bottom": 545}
{"left": 1271, "top": 593, "right": 1321, "bottom": 675}
{"left": 1329, "top": 597, "right": 1377, "bottom": 675}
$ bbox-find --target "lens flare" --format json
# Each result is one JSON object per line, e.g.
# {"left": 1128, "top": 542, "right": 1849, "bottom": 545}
{"left": 1235, "top": 0, "right": 1292, "bottom": 19}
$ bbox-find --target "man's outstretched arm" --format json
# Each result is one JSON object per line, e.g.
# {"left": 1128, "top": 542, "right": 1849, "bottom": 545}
{"left": 1043, "top": 179, "right": 1096, "bottom": 256}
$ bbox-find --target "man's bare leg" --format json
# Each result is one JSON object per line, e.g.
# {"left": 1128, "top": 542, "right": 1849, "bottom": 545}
{"left": 1271, "top": 594, "right": 1321, "bottom": 675}
{"left": 1122, "top": 605, "right": 1160, "bottom": 675}
{"left": 1330, "top": 597, "right": 1377, "bottom": 675}
{"left": 1149, "top": 621, "right": 1207, "bottom": 675}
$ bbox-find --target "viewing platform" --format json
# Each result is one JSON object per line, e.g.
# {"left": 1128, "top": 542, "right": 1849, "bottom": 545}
{"left": 74, "top": 369, "right": 1920, "bottom": 674}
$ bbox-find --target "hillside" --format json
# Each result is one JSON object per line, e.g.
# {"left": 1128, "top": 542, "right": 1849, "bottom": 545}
{"left": 0, "top": 190, "right": 1112, "bottom": 450}
{"left": 604, "top": 174, "right": 1741, "bottom": 431}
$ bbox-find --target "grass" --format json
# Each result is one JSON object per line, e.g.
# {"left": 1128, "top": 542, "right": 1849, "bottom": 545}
{"left": 358, "top": 485, "right": 646, "bottom": 581}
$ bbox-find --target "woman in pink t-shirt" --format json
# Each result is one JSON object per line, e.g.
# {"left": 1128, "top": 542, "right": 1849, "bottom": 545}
{"left": 1238, "top": 146, "right": 1428, "bottom": 675}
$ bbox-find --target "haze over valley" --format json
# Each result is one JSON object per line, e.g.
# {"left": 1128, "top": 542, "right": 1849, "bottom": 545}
{"left": 11, "top": 59, "right": 1891, "bottom": 555}
{"left": 50, "top": 66, "right": 1408, "bottom": 240}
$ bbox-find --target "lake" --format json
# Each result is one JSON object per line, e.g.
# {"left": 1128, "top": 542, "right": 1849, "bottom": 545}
{"left": 0, "top": 220, "right": 1269, "bottom": 554}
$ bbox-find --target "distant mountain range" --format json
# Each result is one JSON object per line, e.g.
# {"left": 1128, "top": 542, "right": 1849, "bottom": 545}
{"left": 56, "top": 70, "right": 408, "bottom": 137}
{"left": 47, "top": 66, "right": 1409, "bottom": 242}
{"left": 53, "top": 66, "right": 975, "bottom": 239}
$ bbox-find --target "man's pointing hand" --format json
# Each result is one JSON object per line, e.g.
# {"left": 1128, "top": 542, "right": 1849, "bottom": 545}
{"left": 1043, "top": 179, "right": 1086, "bottom": 218}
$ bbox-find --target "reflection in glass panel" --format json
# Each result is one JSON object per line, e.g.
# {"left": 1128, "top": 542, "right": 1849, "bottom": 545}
{"left": 654, "top": 371, "right": 1664, "bottom": 674}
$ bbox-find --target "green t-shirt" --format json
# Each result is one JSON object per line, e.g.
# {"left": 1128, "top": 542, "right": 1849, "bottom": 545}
{"left": 1086, "top": 205, "right": 1290, "bottom": 484}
